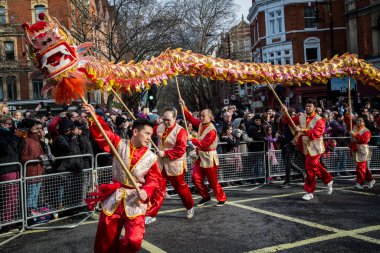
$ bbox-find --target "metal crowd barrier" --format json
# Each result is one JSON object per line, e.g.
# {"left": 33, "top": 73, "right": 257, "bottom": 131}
{"left": 267, "top": 145, "right": 380, "bottom": 178}
{"left": 0, "top": 162, "right": 24, "bottom": 246}
{"left": 23, "top": 154, "right": 95, "bottom": 230}
{"left": 1, "top": 137, "right": 378, "bottom": 243}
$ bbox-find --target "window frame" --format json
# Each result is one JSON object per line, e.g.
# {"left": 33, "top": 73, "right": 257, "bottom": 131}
{"left": 0, "top": 6, "right": 6, "bottom": 25}
{"left": 6, "top": 76, "right": 17, "bottom": 101}
{"left": 262, "top": 45, "right": 293, "bottom": 66}
{"left": 32, "top": 79, "right": 44, "bottom": 99}
{"left": 4, "top": 41, "right": 15, "bottom": 61}
{"left": 304, "top": 7, "right": 316, "bottom": 29}
{"left": 267, "top": 8, "right": 284, "bottom": 35}
{"left": 304, "top": 37, "right": 321, "bottom": 63}
{"left": 34, "top": 5, "right": 46, "bottom": 21}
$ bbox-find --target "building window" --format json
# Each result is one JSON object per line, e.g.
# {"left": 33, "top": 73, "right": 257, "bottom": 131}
{"left": 0, "top": 6, "right": 6, "bottom": 24}
{"left": 6, "top": 76, "right": 16, "bottom": 100}
{"left": 262, "top": 44, "right": 293, "bottom": 65}
{"left": 0, "top": 77, "right": 3, "bottom": 101}
{"left": 304, "top": 7, "right": 316, "bottom": 29}
{"left": 4, "top": 42, "right": 14, "bottom": 61}
{"left": 35, "top": 5, "right": 45, "bottom": 21}
{"left": 304, "top": 37, "right": 321, "bottom": 63}
{"left": 267, "top": 9, "right": 283, "bottom": 35}
{"left": 32, "top": 79, "right": 43, "bottom": 99}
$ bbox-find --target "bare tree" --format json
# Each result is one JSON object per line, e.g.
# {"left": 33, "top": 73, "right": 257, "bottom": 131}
{"left": 166, "top": 0, "right": 238, "bottom": 112}
{"left": 89, "top": 0, "right": 189, "bottom": 110}
{"left": 75, "top": 0, "right": 237, "bottom": 113}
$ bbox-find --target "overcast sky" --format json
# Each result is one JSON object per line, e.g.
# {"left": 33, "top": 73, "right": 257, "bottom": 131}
{"left": 235, "top": 0, "right": 252, "bottom": 21}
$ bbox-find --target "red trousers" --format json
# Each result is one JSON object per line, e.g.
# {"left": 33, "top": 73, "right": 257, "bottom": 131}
{"left": 146, "top": 169, "right": 194, "bottom": 217}
{"left": 356, "top": 161, "right": 373, "bottom": 185}
{"left": 304, "top": 154, "right": 333, "bottom": 193}
{"left": 94, "top": 204, "right": 145, "bottom": 253}
{"left": 192, "top": 161, "right": 227, "bottom": 201}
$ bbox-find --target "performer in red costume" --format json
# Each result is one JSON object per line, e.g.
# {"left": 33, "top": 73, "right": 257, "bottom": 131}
{"left": 349, "top": 117, "right": 375, "bottom": 189}
{"left": 283, "top": 98, "right": 333, "bottom": 201}
{"left": 180, "top": 100, "right": 227, "bottom": 206}
{"left": 83, "top": 104, "right": 161, "bottom": 253}
{"left": 146, "top": 108, "right": 194, "bottom": 219}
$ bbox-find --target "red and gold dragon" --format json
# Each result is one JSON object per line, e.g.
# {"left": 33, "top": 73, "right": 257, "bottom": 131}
{"left": 22, "top": 13, "right": 380, "bottom": 104}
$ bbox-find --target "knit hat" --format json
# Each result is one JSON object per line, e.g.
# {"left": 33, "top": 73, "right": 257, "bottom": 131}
{"left": 115, "top": 116, "right": 126, "bottom": 126}
{"left": 59, "top": 118, "right": 74, "bottom": 134}
{"left": 148, "top": 113, "right": 159, "bottom": 123}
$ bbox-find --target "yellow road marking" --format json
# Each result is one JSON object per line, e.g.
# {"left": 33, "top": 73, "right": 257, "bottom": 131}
{"left": 23, "top": 229, "right": 48, "bottom": 234}
{"left": 228, "top": 202, "right": 340, "bottom": 232}
{"left": 248, "top": 225, "right": 380, "bottom": 252}
{"left": 142, "top": 240, "right": 168, "bottom": 253}
{"left": 232, "top": 190, "right": 322, "bottom": 204}
{"left": 335, "top": 188, "right": 378, "bottom": 196}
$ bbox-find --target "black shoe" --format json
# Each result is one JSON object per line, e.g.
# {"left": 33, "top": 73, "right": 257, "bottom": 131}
{"left": 280, "top": 182, "right": 291, "bottom": 189}
{"left": 216, "top": 200, "right": 226, "bottom": 207}
{"left": 197, "top": 197, "right": 211, "bottom": 206}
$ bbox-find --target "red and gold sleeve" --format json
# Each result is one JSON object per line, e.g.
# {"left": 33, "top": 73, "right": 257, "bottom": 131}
{"left": 164, "top": 128, "right": 188, "bottom": 159}
{"left": 305, "top": 118, "right": 325, "bottom": 140}
{"left": 142, "top": 161, "right": 162, "bottom": 199}
{"left": 89, "top": 115, "right": 121, "bottom": 153}
{"left": 354, "top": 130, "right": 371, "bottom": 144}
{"left": 192, "top": 129, "right": 217, "bottom": 150}
{"left": 184, "top": 108, "right": 201, "bottom": 129}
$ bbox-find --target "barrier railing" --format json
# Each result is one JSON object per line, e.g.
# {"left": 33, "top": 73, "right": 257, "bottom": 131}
{"left": 23, "top": 154, "right": 95, "bottom": 230}
{"left": 0, "top": 140, "right": 378, "bottom": 242}
{"left": 0, "top": 162, "right": 24, "bottom": 246}
{"left": 267, "top": 145, "right": 380, "bottom": 178}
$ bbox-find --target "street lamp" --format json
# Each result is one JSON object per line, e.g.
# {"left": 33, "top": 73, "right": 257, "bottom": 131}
{"left": 313, "top": 0, "right": 334, "bottom": 57}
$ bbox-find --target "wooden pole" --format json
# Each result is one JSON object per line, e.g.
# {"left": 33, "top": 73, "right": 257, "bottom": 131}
{"left": 348, "top": 76, "right": 353, "bottom": 131}
{"left": 174, "top": 76, "right": 189, "bottom": 133}
{"left": 79, "top": 95, "right": 141, "bottom": 195}
{"left": 110, "top": 88, "right": 160, "bottom": 151}
{"left": 265, "top": 80, "right": 297, "bottom": 130}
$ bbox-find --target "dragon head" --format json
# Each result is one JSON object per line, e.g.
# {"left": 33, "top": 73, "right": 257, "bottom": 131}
{"left": 22, "top": 13, "right": 78, "bottom": 79}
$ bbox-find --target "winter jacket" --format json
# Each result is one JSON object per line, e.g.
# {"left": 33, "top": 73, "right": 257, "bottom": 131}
{"left": 20, "top": 132, "right": 45, "bottom": 177}
{"left": 0, "top": 127, "right": 22, "bottom": 174}
{"left": 53, "top": 134, "right": 83, "bottom": 173}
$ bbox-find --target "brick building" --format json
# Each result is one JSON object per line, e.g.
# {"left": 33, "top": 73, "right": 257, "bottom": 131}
{"left": 217, "top": 17, "right": 254, "bottom": 106}
{"left": 345, "top": 0, "right": 380, "bottom": 101}
{"left": 247, "top": 0, "right": 348, "bottom": 111}
{"left": 0, "top": 0, "right": 110, "bottom": 110}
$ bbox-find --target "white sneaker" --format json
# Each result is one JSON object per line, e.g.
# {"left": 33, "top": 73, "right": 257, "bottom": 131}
{"left": 186, "top": 207, "right": 194, "bottom": 219}
{"left": 145, "top": 216, "right": 157, "bottom": 225}
{"left": 327, "top": 180, "right": 333, "bottom": 195}
{"left": 354, "top": 183, "right": 363, "bottom": 189}
{"left": 302, "top": 193, "right": 314, "bottom": 201}
{"left": 367, "top": 179, "right": 376, "bottom": 189}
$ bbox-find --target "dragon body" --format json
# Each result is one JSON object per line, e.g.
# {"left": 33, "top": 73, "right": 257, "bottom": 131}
{"left": 22, "top": 14, "right": 380, "bottom": 104}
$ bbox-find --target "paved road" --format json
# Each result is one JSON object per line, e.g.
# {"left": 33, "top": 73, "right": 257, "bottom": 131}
{"left": 1, "top": 176, "right": 380, "bottom": 253}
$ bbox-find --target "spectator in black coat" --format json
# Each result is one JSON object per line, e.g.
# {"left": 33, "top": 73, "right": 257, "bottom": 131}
{"left": 52, "top": 118, "right": 83, "bottom": 209}
{"left": 247, "top": 114, "right": 266, "bottom": 152}
{"left": 0, "top": 115, "right": 22, "bottom": 222}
